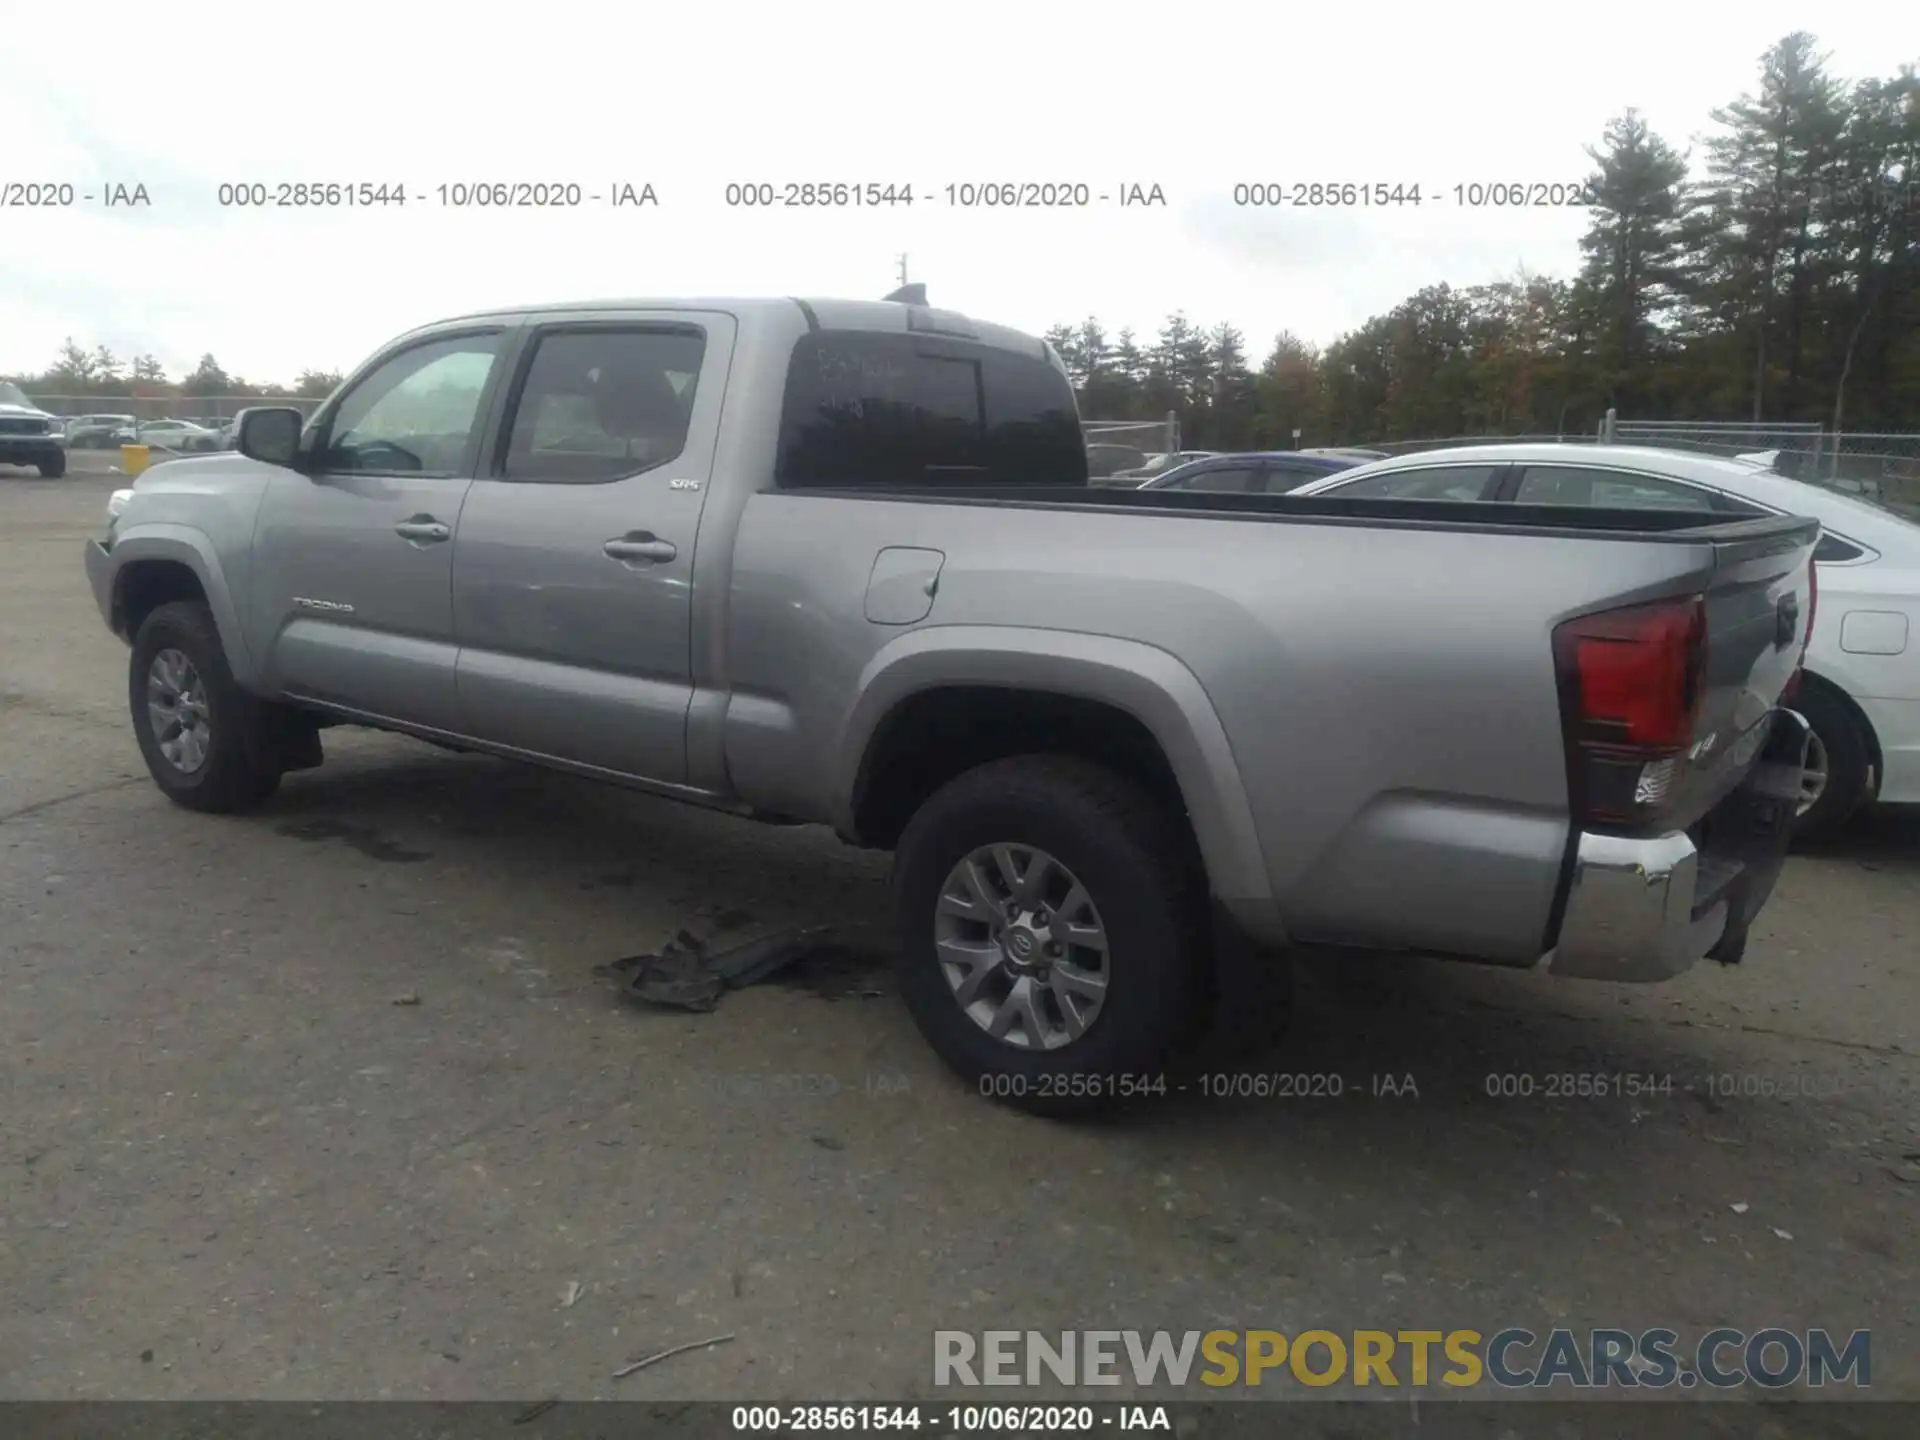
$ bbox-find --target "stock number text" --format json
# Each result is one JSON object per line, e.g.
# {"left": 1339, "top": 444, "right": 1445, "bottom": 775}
{"left": 1235, "top": 182, "right": 1423, "bottom": 206}
{"left": 218, "top": 182, "right": 408, "bottom": 208}
{"left": 726, "top": 182, "right": 916, "bottom": 207}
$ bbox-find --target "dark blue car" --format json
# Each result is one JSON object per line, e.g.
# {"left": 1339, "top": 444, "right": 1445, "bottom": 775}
{"left": 1137, "top": 450, "right": 1368, "bottom": 494}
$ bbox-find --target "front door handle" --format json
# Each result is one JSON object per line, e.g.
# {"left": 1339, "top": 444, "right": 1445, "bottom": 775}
{"left": 395, "top": 516, "right": 451, "bottom": 544}
{"left": 603, "top": 533, "right": 677, "bottom": 564}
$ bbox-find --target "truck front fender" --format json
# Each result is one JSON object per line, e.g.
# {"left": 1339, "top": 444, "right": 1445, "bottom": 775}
{"left": 105, "top": 526, "right": 259, "bottom": 688}
{"left": 838, "top": 625, "right": 1283, "bottom": 941}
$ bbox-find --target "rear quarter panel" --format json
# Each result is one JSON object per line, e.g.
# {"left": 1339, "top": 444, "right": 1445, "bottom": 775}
{"left": 722, "top": 496, "right": 1726, "bottom": 961}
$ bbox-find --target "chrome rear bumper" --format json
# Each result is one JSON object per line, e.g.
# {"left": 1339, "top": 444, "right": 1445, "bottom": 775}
{"left": 1546, "top": 709, "right": 1811, "bottom": 982}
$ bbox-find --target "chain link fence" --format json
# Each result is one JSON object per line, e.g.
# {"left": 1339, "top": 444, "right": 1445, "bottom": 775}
{"left": 1081, "top": 417, "right": 1179, "bottom": 480}
{"left": 1601, "top": 418, "right": 1920, "bottom": 509}
{"left": 26, "top": 393, "right": 327, "bottom": 425}
{"left": 1822, "top": 432, "right": 1920, "bottom": 497}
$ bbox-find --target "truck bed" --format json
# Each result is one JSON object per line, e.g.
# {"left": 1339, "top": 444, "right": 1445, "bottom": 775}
{"left": 724, "top": 481, "right": 1817, "bottom": 963}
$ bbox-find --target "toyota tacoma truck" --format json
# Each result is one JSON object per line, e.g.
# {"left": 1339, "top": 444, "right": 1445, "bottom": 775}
{"left": 84, "top": 294, "right": 1816, "bottom": 1111}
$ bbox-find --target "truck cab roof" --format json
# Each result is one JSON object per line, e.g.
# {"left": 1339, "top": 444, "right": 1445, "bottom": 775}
{"left": 419, "top": 296, "right": 1054, "bottom": 360}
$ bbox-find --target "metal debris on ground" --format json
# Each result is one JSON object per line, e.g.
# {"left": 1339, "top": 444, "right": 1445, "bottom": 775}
{"left": 613, "top": 1332, "right": 736, "bottom": 1379}
{"left": 392, "top": 991, "right": 422, "bottom": 1006}
{"left": 512, "top": 1398, "right": 560, "bottom": 1425}
{"left": 595, "top": 910, "right": 889, "bottom": 1012}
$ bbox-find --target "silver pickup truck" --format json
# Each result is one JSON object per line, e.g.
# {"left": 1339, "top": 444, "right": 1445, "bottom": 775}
{"left": 85, "top": 295, "right": 1817, "bottom": 1110}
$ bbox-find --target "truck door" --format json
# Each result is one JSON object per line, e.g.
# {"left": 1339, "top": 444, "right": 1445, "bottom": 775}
{"left": 451, "top": 311, "right": 736, "bottom": 785}
{"left": 249, "top": 328, "right": 510, "bottom": 732}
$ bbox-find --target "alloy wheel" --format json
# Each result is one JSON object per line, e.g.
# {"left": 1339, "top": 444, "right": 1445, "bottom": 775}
{"left": 932, "top": 843, "right": 1111, "bottom": 1049}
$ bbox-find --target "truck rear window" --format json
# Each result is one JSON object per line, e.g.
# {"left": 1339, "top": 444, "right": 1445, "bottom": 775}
{"left": 776, "top": 332, "right": 1087, "bottom": 489}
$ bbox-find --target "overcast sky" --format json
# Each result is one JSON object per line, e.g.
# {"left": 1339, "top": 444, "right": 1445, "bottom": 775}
{"left": 2, "top": 2, "right": 1910, "bottom": 386}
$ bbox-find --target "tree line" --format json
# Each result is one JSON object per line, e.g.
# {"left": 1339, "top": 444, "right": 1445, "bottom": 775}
{"left": 11, "top": 342, "right": 341, "bottom": 403}
{"left": 1045, "top": 32, "right": 1918, "bottom": 449}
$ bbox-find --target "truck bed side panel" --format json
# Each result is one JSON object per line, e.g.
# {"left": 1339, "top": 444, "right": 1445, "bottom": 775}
{"left": 722, "top": 493, "right": 1729, "bottom": 960}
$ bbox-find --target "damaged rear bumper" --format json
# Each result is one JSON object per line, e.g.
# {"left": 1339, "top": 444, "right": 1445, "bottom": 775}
{"left": 1545, "top": 708, "right": 1811, "bottom": 982}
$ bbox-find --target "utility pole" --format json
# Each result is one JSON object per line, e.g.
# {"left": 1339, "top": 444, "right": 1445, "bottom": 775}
{"left": 896, "top": 253, "right": 909, "bottom": 286}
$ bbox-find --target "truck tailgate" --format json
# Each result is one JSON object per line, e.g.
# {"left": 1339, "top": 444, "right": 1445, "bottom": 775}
{"left": 1545, "top": 513, "right": 1816, "bottom": 980}
{"left": 1666, "top": 516, "right": 1819, "bottom": 831}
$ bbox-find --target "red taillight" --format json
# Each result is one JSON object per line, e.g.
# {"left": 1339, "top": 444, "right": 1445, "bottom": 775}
{"left": 1554, "top": 596, "right": 1708, "bottom": 826}
{"left": 1557, "top": 597, "right": 1708, "bottom": 751}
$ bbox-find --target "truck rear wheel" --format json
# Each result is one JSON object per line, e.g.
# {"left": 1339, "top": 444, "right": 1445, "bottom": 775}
{"left": 129, "top": 600, "right": 283, "bottom": 813}
{"left": 891, "top": 755, "right": 1208, "bottom": 1115}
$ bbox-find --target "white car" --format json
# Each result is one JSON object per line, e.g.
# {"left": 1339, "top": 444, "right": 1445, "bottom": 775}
{"left": 1289, "top": 443, "right": 1920, "bottom": 839}
{"left": 136, "top": 418, "right": 220, "bottom": 452}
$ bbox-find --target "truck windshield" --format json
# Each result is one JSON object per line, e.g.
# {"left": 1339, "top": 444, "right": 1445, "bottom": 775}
{"left": 0, "top": 381, "right": 36, "bottom": 408}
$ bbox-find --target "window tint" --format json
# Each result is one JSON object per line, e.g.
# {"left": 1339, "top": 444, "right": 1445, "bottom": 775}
{"left": 1167, "top": 464, "right": 1261, "bottom": 493}
{"left": 1513, "top": 466, "right": 1718, "bottom": 511}
{"left": 322, "top": 333, "right": 502, "bottom": 476}
{"left": 777, "top": 332, "right": 1086, "bottom": 488}
{"left": 1815, "top": 534, "right": 1867, "bottom": 563}
{"left": 501, "top": 327, "right": 705, "bottom": 483}
{"left": 1332, "top": 465, "right": 1496, "bottom": 501}
{"left": 1268, "top": 461, "right": 1337, "bottom": 493}
{"left": 1086, "top": 444, "right": 1145, "bottom": 478}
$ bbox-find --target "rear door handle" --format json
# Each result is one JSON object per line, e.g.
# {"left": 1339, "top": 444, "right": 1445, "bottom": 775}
{"left": 394, "top": 516, "right": 451, "bottom": 544}
{"left": 603, "top": 533, "right": 677, "bottom": 564}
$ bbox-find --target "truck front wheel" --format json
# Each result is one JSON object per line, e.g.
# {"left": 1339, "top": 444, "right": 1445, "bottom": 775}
{"left": 891, "top": 755, "right": 1208, "bottom": 1115}
{"left": 38, "top": 450, "right": 66, "bottom": 478}
{"left": 129, "top": 600, "right": 283, "bottom": 812}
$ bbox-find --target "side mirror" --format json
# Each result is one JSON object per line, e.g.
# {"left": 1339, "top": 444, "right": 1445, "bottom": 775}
{"left": 235, "top": 406, "right": 305, "bottom": 468}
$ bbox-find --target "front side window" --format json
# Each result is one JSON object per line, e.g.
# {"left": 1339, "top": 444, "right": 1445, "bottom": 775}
{"left": 501, "top": 327, "right": 706, "bottom": 482}
{"left": 1333, "top": 465, "right": 1499, "bottom": 501}
{"left": 320, "top": 333, "right": 503, "bottom": 476}
{"left": 777, "top": 332, "right": 1085, "bottom": 488}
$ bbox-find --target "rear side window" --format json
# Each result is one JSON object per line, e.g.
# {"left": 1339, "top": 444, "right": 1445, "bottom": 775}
{"left": 777, "top": 332, "right": 1086, "bottom": 488}
{"left": 1333, "top": 465, "right": 1499, "bottom": 501}
{"left": 500, "top": 326, "right": 706, "bottom": 483}
{"left": 1814, "top": 534, "right": 1867, "bottom": 564}
{"left": 1513, "top": 466, "right": 1720, "bottom": 511}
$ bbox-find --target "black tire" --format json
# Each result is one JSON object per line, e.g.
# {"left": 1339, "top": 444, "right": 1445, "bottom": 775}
{"left": 892, "top": 755, "right": 1209, "bottom": 1116}
{"left": 129, "top": 600, "right": 282, "bottom": 813}
{"left": 37, "top": 450, "right": 66, "bottom": 478}
{"left": 1792, "top": 681, "right": 1872, "bottom": 844}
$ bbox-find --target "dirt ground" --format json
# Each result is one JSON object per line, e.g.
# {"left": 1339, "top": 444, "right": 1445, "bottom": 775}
{"left": 1, "top": 465, "right": 1915, "bottom": 1418}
